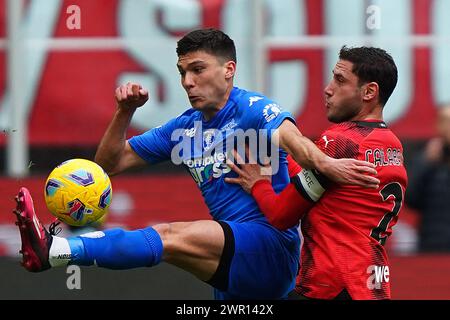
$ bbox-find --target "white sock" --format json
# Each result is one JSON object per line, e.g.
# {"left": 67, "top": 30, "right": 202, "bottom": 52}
{"left": 49, "top": 236, "right": 72, "bottom": 267}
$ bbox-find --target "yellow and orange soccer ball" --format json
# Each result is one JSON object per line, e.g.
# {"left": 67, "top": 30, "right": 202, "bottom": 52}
{"left": 44, "top": 159, "right": 112, "bottom": 226}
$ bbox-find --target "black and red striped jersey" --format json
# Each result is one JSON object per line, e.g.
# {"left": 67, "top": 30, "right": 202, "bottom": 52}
{"left": 295, "top": 120, "right": 408, "bottom": 299}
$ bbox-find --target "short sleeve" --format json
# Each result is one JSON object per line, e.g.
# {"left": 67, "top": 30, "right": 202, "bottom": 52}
{"left": 239, "top": 95, "right": 296, "bottom": 144}
{"left": 128, "top": 117, "right": 179, "bottom": 164}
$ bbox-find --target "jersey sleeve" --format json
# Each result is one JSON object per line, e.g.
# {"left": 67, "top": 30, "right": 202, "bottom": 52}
{"left": 251, "top": 133, "right": 329, "bottom": 229}
{"left": 128, "top": 117, "right": 179, "bottom": 164}
{"left": 251, "top": 179, "right": 314, "bottom": 230}
{"left": 240, "top": 96, "right": 295, "bottom": 143}
{"left": 287, "top": 154, "right": 302, "bottom": 177}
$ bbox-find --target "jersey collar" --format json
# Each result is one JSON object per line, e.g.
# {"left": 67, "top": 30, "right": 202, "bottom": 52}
{"left": 352, "top": 120, "right": 387, "bottom": 129}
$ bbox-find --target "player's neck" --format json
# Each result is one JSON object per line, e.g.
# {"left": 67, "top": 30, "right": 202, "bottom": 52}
{"left": 202, "top": 85, "right": 233, "bottom": 121}
{"left": 351, "top": 106, "right": 383, "bottom": 122}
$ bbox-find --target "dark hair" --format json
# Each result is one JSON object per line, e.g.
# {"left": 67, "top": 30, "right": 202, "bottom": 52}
{"left": 176, "top": 28, "right": 236, "bottom": 63}
{"left": 339, "top": 46, "right": 398, "bottom": 106}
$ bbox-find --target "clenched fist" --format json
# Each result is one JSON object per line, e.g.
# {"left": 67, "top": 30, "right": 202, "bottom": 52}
{"left": 115, "top": 82, "right": 149, "bottom": 111}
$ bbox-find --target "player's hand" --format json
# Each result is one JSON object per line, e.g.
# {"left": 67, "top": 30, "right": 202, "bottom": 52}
{"left": 225, "top": 148, "right": 271, "bottom": 193}
{"left": 321, "top": 156, "right": 380, "bottom": 189}
{"left": 115, "top": 82, "right": 149, "bottom": 111}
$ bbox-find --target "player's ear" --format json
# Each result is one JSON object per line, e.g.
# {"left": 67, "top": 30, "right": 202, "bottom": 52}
{"left": 362, "top": 82, "right": 379, "bottom": 102}
{"left": 224, "top": 60, "right": 236, "bottom": 79}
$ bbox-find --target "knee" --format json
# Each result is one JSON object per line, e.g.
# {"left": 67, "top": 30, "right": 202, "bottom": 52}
{"left": 151, "top": 222, "right": 187, "bottom": 260}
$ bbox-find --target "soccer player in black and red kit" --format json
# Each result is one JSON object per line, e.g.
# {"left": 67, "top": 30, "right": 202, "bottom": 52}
{"left": 226, "top": 46, "right": 408, "bottom": 300}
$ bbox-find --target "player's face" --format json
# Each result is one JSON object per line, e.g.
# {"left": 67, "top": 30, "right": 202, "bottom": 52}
{"left": 324, "top": 60, "right": 364, "bottom": 123}
{"left": 177, "top": 50, "right": 235, "bottom": 117}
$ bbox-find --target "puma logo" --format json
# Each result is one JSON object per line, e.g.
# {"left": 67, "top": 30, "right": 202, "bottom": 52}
{"left": 322, "top": 135, "right": 335, "bottom": 148}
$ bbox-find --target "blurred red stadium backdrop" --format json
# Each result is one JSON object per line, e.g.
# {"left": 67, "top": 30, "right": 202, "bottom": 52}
{"left": 0, "top": 0, "right": 446, "bottom": 146}
{"left": 1, "top": 0, "right": 449, "bottom": 299}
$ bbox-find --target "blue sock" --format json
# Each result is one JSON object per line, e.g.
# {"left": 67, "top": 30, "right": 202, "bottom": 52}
{"left": 67, "top": 227, "right": 163, "bottom": 269}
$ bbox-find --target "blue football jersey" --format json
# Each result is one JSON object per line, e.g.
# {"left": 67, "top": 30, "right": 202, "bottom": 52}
{"left": 129, "top": 87, "right": 295, "bottom": 224}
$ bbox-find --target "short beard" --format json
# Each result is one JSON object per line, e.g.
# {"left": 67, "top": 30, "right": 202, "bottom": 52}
{"left": 327, "top": 105, "right": 360, "bottom": 123}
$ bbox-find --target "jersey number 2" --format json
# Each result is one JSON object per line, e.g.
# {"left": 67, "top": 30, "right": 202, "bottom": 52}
{"left": 370, "top": 182, "right": 403, "bottom": 246}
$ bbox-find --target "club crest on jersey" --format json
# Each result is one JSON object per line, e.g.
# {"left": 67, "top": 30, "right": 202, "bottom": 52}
{"left": 203, "top": 129, "right": 217, "bottom": 151}
{"left": 263, "top": 104, "right": 281, "bottom": 123}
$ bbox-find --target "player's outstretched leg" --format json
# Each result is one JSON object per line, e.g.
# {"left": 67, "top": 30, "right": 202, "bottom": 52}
{"left": 14, "top": 187, "right": 164, "bottom": 272}
{"left": 13, "top": 187, "right": 53, "bottom": 272}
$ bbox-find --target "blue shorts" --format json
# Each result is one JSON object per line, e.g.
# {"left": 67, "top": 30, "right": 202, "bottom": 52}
{"left": 212, "top": 220, "right": 300, "bottom": 299}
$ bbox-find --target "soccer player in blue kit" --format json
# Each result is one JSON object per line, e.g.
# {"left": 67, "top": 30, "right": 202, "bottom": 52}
{"left": 13, "top": 29, "right": 379, "bottom": 299}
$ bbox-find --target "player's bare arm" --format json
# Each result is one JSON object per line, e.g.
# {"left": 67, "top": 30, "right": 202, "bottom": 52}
{"left": 95, "top": 82, "right": 148, "bottom": 175}
{"left": 274, "top": 119, "right": 380, "bottom": 188}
